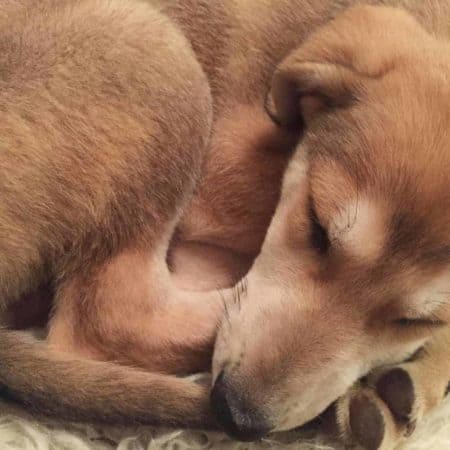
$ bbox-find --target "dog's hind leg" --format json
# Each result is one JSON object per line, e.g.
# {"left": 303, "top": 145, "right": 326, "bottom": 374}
{"left": 48, "top": 247, "right": 224, "bottom": 374}
{"left": 0, "top": 0, "right": 218, "bottom": 425}
{"left": 336, "top": 326, "right": 450, "bottom": 450}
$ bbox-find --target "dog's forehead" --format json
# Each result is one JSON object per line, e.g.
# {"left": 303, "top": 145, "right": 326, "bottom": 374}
{"left": 329, "top": 198, "right": 387, "bottom": 262}
{"left": 303, "top": 146, "right": 450, "bottom": 266}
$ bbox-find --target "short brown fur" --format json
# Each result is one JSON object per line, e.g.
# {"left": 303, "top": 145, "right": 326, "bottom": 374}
{"left": 0, "top": 0, "right": 449, "bottom": 445}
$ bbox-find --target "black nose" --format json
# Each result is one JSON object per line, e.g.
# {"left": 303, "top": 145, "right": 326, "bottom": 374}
{"left": 210, "top": 371, "right": 272, "bottom": 442}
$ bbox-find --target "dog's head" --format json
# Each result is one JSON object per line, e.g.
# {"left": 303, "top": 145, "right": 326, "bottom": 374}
{"left": 211, "top": 5, "right": 450, "bottom": 440}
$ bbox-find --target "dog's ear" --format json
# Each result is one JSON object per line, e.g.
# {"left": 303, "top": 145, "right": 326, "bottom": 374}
{"left": 266, "top": 5, "right": 429, "bottom": 128}
{"left": 265, "top": 61, "right": 363, "bottom": 128}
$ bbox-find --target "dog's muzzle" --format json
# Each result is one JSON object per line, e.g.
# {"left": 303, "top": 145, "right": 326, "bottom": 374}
{"left": 210, "top": 370, "right": 273, "bottom": 442}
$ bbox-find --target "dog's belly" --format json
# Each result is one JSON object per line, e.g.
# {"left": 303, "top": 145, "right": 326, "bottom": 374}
{"left": 168, "top": 240, "right": 252, "bottom": 291}
{"left": 179, "top": 104, "right": 296, "bottom": 256}
{"left": 168, "top": 105, "right": 297, "bottom": 292}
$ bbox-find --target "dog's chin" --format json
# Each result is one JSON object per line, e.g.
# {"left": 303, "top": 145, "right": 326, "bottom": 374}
{"left": 273, "top": 396, "right": 336, "bottom": 433}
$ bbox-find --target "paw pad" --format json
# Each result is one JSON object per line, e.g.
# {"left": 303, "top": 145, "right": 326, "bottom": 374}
{"left": 349, "top": 392, "right": 385, "bottom": 450}
{"left": 375, "top": 368, "right": 414, "bottom": 423}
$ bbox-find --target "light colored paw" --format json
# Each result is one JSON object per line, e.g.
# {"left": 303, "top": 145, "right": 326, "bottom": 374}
{"left": 369, "top": 366, "right": 418, "bottom": 436}
{"left": 336, "top": 384, "right": 406, "bottom": 450}
{"left": 336, "top": 361, "right": 450, "bottom": 450}
{"left": 367, "top": 361, "right": 449, "bottom": 435}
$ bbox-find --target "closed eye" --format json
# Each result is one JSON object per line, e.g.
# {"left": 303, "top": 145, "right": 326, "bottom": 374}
{"left": 310, "top": 201, "right": 330, "bottom": 254}
{"left": 394, "top": 317, "right": 446, "bottom": 328}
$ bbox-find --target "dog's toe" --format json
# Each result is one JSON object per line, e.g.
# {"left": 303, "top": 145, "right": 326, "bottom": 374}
{"left": 348, "top": 391, "right": 386, "bottom": 450}
{"left": 336, "top": 386, "right": 404, "bottom": 450}
{"left": 375, "top": 367, "right": 416, "bottom": 434}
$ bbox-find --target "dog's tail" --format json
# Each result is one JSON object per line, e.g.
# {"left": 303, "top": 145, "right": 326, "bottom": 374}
{"left": 0, "top": 328, "right": 215, "bottom": 428}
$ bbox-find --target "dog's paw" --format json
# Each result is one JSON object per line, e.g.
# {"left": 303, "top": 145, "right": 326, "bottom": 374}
{"left": 367, "top": 360, "right": 449, "bottom": 436}
{"left": 336, "top": 361, "right": 450, "bottom": 450}
{"left": 336, "top": 385, "right": 404, "bottom": 450}
{"left": 333, "top": 329, "right": 450, "bottom": 450}
{"left": 371, "top": 366, "right": 417, "bottom": 436}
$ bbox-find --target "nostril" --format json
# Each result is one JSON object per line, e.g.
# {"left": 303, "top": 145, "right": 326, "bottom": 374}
{"left": 210, "top": 371, "right": 272, "bottom": 442}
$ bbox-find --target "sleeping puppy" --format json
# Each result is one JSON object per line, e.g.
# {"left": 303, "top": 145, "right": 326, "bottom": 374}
{"left": 0, "top": 1, "right": 449, "bottom": 450}
{"left": 211, "top": 6, "right": 450, "bottom": 449}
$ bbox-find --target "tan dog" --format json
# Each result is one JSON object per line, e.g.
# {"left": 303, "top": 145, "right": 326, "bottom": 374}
{"left": 0, "top": 1, "right": 449, "bottom": 450}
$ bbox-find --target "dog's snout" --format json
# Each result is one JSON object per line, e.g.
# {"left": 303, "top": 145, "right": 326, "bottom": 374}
{"left": 210, "top": 371, "right": 272, "bottom": 441}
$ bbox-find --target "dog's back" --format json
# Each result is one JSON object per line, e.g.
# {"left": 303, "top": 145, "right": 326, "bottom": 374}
{"left": 0, "top": 0, "right": 217, "bottom": 427}
{"left": 0, "top": 0, "right": 449, "bottom": 434}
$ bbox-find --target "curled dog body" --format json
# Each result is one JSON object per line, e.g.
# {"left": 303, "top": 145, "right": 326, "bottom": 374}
{"left": 0, "top": 0, "right": 449, "bottom": 444}
{"left": 210, "top": 3, "right": 450, "bottom": 442}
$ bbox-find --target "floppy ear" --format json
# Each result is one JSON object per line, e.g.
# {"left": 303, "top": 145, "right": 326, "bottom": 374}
{"left": 266, "top": 61, "right": 363, "bottom": 128}
{"left": 266, "top": 5, "right": 429, "bottom": 127}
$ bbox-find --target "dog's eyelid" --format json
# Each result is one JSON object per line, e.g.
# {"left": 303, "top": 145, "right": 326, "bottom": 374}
{"left": 394, "top": 317, "right": 446, "bottom": 328}
{"left": 309, "top": 198, "right": 331, "bottom": 254}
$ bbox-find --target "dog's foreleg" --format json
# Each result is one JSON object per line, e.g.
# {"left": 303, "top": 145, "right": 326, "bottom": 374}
{"left": 336, "top": 325, "right": 450, "bottom": 450}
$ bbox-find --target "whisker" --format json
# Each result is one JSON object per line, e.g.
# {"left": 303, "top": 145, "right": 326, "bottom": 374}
{"left": 235, "top": 284, "right": 241, "bottom": 312}
{"left": 242, "top": 276, "right": 248, "bottom": 296}
{"left": 230, "top": 276, "right": 248, "bottom": 312}
{"left": 237, "top": 277, "right": 248, "bottom": 311}
{"left": 218, "top": 289, "right": 231, "bottom": 327}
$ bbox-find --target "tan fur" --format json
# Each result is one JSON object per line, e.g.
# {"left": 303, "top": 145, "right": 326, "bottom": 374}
{"left": 336, "top": 326, "right": 450, "bottom": 449}
{"left": 0, "top": 0, "right": 218, "bottom": 427}
{"left": 0, "top": 0, "right": 449, "bottom": 444}
{"left": 211, "top": 2, "right": 450, "bottom": 445}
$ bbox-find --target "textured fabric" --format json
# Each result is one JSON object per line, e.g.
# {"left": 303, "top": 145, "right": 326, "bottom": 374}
{"left": 1, "top": 395, "right": 449, "bottom": 450}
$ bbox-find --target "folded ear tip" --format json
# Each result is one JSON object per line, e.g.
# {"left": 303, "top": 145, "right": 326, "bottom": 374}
{"left": 264, "top": 91, "right": 283, "bottom": 126}
{"left": 265, "top": 72, "right": 302, "bottom": 128}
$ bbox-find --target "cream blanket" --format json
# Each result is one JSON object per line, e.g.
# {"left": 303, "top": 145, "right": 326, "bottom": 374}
{"left": 1, "top": 395, "right": 449, "bottom": 450}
